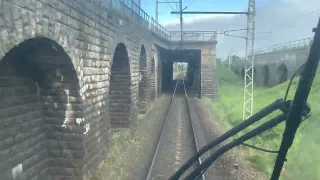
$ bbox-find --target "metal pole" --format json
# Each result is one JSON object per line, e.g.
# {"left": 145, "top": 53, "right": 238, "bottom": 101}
{"left": 156, "top": 0, "right": 159, "bottom": 22}
{"left": 179, "top": 0, "right": 183, "bottom": 49}
{"left": 228, "top": 55, "right": 232, "bottom": 71}
{"left": 242, "top": 0, "right": 256, "bottom": 120}
{"left": 171, "top": 11, "right": 248, "bottom": 15}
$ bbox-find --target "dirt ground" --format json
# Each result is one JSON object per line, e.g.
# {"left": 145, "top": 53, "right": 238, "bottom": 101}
{"left": 190, "top": 97, "right": 267, "bottom": 180}
{"left": 88, "top": 94, "right": 266, "bottom": 180}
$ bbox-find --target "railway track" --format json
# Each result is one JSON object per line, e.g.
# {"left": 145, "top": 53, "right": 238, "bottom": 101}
{"left": 145, "top": 80, "right": 205, "bottom": 180}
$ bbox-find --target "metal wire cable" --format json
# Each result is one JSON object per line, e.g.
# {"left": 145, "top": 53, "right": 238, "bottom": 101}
{"left": 284, "top": 63, "right": 306, "bottom": 101}
{"left": 241, "top": 142, "right": 278, "bottom": 153}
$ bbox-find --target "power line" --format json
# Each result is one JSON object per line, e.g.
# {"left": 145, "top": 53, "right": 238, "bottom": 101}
{"left": 165, "top": 0, "right": 180, "bottom": 18}
{"left": 183, "top": 0, "right": 197, "bottom": 10}
{"left": 270, "top": 8, "right": 320, "bottom": 33}
{"left": 156, "top": 0, "right": 180, "bottom": 22}
{"left": 306, "top": 8, "right": 320, "bottom": 16}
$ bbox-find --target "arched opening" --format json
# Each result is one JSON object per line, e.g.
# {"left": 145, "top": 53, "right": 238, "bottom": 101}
{"left": 109, "top": 43, "right": 132, "bottom": 127}
{"left": 277, "top": 64, "right": 288, "bottom": 84}
{"left": 247, "top": 67, "right": 257, "bottom": 82}
{"left": 150, "top": 57, "right": 156, "bottom": 101}
{"left": 151, "top": 58, "right": 155, "bottom": 74}
{"left": 157, "top": 59, "right": 162, "bottom": 96}
{"left": 240, "top": 68, "right": 245, "bottom": 78}
{"left": 0, "top": 37, "right": 83, "bottom": 179}
{"left": 254, "top": 67, "right": 257, "bottom": 82}
{"left": 138, "top": 45, "right": 148, "bottom": 114}
{"left": 263, "top": 65, "right": 270, "bottom": 86}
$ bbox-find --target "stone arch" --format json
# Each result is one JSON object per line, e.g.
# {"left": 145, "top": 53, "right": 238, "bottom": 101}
{"left": 150, "top": 57, "right": 156, "bottom": 101}
{"left": 151, "top": 57, "right": 155, "bottom": 74}
{"left": 0, "top": 37, "right": 83, "bottom": 179}
{"left": 240, "top": 68, "right": 245, "bottom": 78}
{"left": 277, "top": 64, "right": 288, "bottom": 84}
{"left": 109, "top": 43, "right": 132, "bottom": 127}
{"left": 263, "top": 65, "right": 270, "bottom": 86}
{"left": 254, "top": 67, "right": 257, "bottom": 82}
{"left": 157, "top": 58, "right": 162, "bottom": 97}
{"left": 138, "top": 45, "right": 148, "bottom": 114}
{"left": 247, "top": 67, "right": 257, "bottom": 82}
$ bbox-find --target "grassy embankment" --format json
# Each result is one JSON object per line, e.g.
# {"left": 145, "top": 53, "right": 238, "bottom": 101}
{"left": 202, "top": 60, "right": 320, "bottom": 180}
{"left": 86, "top": 98, "right": 160, "bottom": 180}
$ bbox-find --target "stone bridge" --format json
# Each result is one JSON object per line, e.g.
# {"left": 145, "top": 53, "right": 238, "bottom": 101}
{"left": 231, "top": 37, "right": 313, "bottom": 87}
{"left": 0, "top": 0, "right": 218, "bottom": 179}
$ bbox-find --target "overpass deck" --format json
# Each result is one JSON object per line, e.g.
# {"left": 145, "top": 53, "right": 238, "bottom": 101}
{"left": 103, "top": 0, "right": 218, "bottom": 45}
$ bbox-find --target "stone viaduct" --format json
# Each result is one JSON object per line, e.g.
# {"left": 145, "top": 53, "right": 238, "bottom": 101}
{"left": 0, "top": 0, "right": 218, "bottom": 179}
{"left": 231, "top": 37, "right": 313, "bottom": 87}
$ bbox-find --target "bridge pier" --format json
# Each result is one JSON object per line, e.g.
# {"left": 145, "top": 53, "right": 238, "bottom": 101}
{"left": 200, "top": 45, "right": 219, "bottom": 98}
{"left": 232, "top": 46, "right": 310, "bottom": 87}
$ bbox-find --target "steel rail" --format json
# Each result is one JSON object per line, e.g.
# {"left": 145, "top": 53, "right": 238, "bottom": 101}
{"left": 182, "top": 80, "right": 205, "bottom": 180}
{"left": 146, "top": 79, "right": 203, "bottom": 180}
{"left": 145, "top": 80, "right": 179, "bottom": 180}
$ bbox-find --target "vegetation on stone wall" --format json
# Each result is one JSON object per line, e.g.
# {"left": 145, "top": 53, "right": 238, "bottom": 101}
{"left": 85, "top": 96, "right": 166, "bottom": 180}
{"left": 173, "top": 62, "right": 187, "bottom": 79}
{"left": 85, "top": 130, "right": 139, "bottom": 180}
{"left": 202, "top": 59, "right": 320, "bottom": 180}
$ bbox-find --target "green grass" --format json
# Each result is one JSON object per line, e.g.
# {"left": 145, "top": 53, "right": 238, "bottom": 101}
{"left": 202, "top": 60, "right": 320, "bottom": 179}
{"left": 85, "top": 97, "right": 163, "bottom": 180}
{"left": 85, "top": 130, "right": 138, "bottom": 180}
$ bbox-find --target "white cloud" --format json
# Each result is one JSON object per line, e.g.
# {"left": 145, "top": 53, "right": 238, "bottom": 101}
{"left": 161, "top": 14, "right": 236, "bottom": 26}
{"left": 161, "top": 0, "right": 320, "bottom": 59}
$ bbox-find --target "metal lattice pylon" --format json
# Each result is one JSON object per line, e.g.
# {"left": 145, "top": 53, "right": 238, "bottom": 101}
{"left": 243, "top": 0, "right": 256, "bottom": 120}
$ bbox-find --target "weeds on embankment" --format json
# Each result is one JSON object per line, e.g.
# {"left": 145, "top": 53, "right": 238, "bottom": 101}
{"left": 202, "top": 60, "right": 320, "bottom": 179}
{"left": 85, "top": 130, "right": 139, "bottom": 180}
{"left": 85, "top": 98, "right": 162, "bottom": 180}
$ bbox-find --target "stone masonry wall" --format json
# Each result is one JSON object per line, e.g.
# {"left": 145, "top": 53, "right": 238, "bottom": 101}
{"left": 0, "top": 38, "right": 85, "bottom": 180}
{"left": 0, "top": 0, "right": 158, "bottom": 179}
{"left": 149, "top": 57, "right": 156, "bottom": 101}
{"left": 232, "top": 47, "right": 310, "bottom": 87}
{"left": 138, "top": 46, "right": 148, "bottom": 114}
{"left": 0, "top": 61, "right": 48, "bottom": 180}
{"left": 200, "top": 43, "right": 219, "bottom": 98}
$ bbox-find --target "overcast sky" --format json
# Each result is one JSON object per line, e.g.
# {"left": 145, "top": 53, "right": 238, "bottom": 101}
{"left": 141, "top": 0, "right": 320, "bottom": 59}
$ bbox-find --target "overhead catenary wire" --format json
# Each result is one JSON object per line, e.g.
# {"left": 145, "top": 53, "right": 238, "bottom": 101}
{"left": 183, "top": 0, "right": 197, "bottom": 11}
{"left": 270, "top": 8, "right": 320, "bottom": 34}
{"left": 165, "top": 0, "right": 180, "bottom": 18}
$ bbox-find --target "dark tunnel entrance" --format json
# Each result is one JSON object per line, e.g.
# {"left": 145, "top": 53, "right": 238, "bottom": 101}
{"left": 240, "top": 68, "right": 245, "bottom": 79}
{"left": 263, "top": 65, "right": 270, "bottom": 86}
{"left": 277, "top": 64, "right": 288, "bottom": 84}
{"left": 160, "top": 49, "right": 201, "bottom": 95}
{"left": 109, "top": 43, "right": 132, "bottom": 127}
{"left": 240, "top": 67, "right": 256, "bottom": 83}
